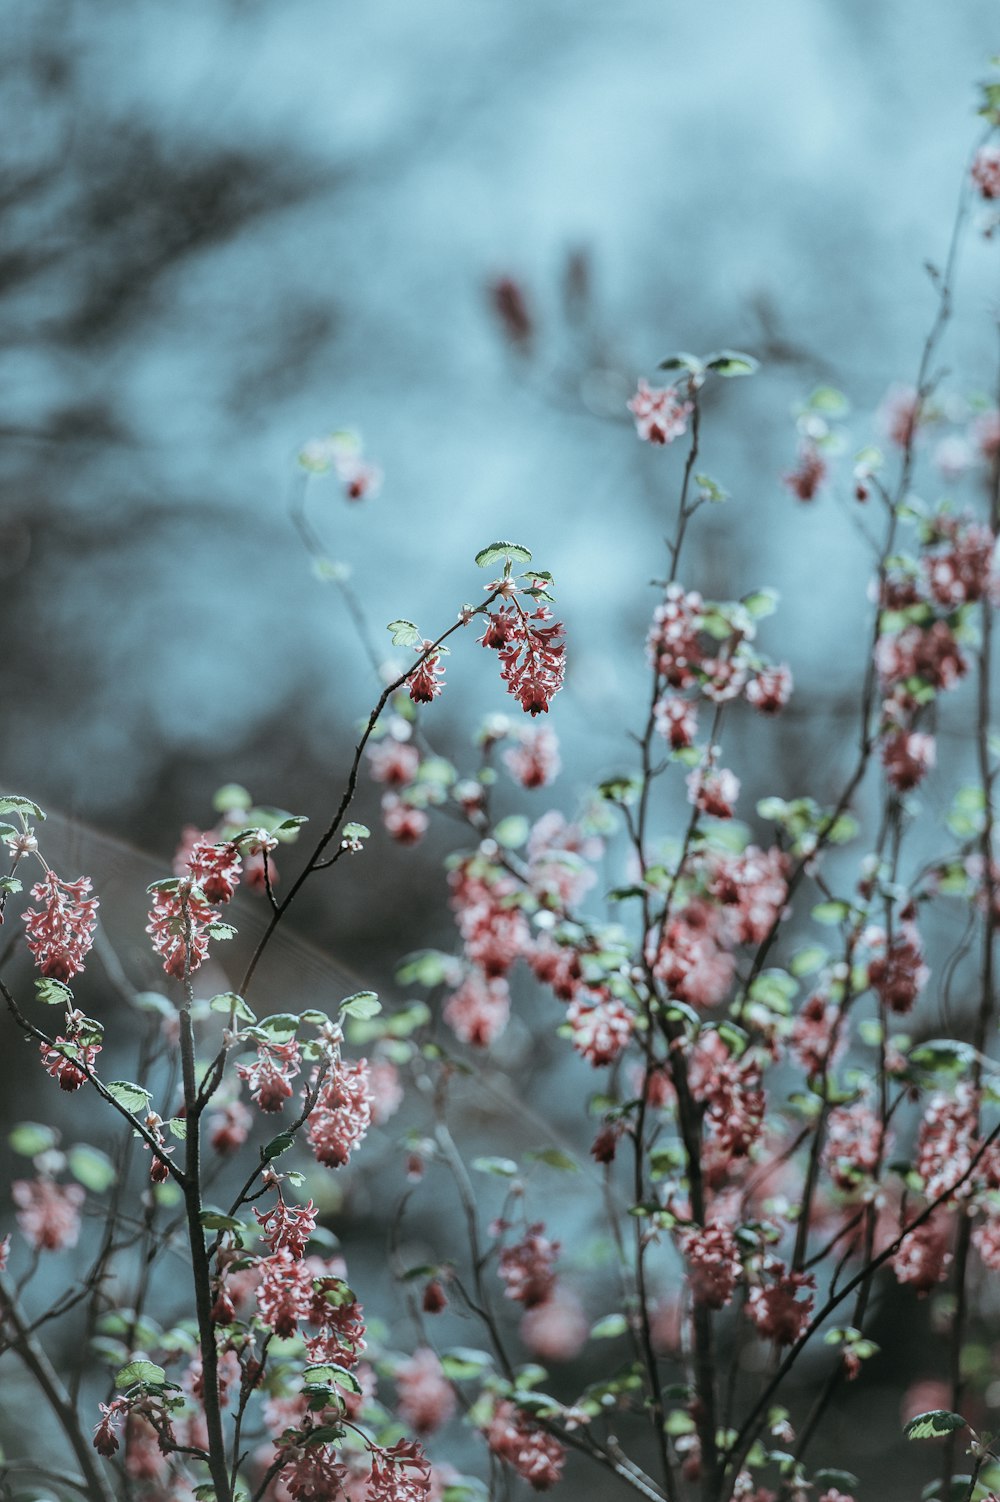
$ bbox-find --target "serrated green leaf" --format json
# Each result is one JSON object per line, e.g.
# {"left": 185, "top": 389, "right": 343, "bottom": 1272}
{"left": 904, "top": 1409, "right": 967, "bottom": 1440}
{"left": 657, "top": 352, "right": 703, "bottom": 372}
{"left": 209, "top": 992, "right": 257, "bottom": 1023}
{"left": 262, "top": 1132, "right": 295, "bottom": 1161}
{"left": 342, "top": 822, "right": 370, "bottom": 840}
{"left": 0, "top": 794, "right": 45, "bottom": 820}
{"left": 440, "top": 1347, "right": 493, "bottom": 1380}
{"left": 34, "top": 975, "right": 74, "bottom": 1007}
{"left": 106, "top": 1080, "right": 153, "bottom": 1114}
{"left": 258, "top": 1012, "right": 301, "bottom": 1041}
{"left": 387, "top": 619, "right": 423, "bottom": 648}
{"left": 115, "top": 1359, "right": 167, "bottom": 1391}
{"left": 339, "top": 991, "right": 380, "bottom": 1020}
{"left": 524, "top": 1148, "right": 580, "bottom": 1173}
{"left": 475, "top": 541, "right": 532, "bottom": 570}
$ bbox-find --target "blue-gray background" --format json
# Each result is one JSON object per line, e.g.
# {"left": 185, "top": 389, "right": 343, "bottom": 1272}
{"left": 3, "top": 4, "right": 1000, "bottom": 1497}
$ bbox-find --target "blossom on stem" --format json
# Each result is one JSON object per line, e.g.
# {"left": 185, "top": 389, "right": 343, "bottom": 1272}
{"left": 184, "top": 839, "right": 242, "bottom": 903}
{"left": 368, "top": 736, "right": 421, "bottom": 788}
{"left": 881, "top": 729, "right": 935, "bottom": 791}
{"left": 394, "top": 1348, "right": 456, "bottom": 1435}
{"left": 498, "top": 1224, "right": 559, "bottom": 1309}
{"left": 503, "top": 724, "right": 561, "bottom": 788}
{"left": 747, "top": 1265, "right": 814, "bottom": 1345}
{"left": 12, "top": 1177, "right": 85, "bottom": 1252}
{"left": 892, "top": 1210, "right": 952, "bottom": 1294}
{"left": 381, "top": 793, "right": 430, "bottom": 846}
{"left": 40, "top": 1007, "right": 102, "bottom": 1091}
{"left": 972, "top": 144, "right": 1000, "bottom": 200}
{"left": 868, "top": 920, "right": 929, "bottom": 1014}
{"left": 681, "top": 1221, "right": 742, "bottom": 1309}
{"left": 484, "top": 1401, "right": 565, "bottom": 1490}
{"left": 238, "top": 1038, "right": 302, "bottom": 1112}
{"left": 255, "top": 1197, "right": 318, "bottom": 1258}
{"left": 565, "top": 991, "right": 633, "bottom": 1065}
{"left": 443, "top": 971, "right": 511, "bottom": 1047}
{"left": 256, "top": 1249, "right": 315, "bottom": 1338}
{"left": 654, "top": 693, "right": 698, "bottom": 749}
{"left": 306, "top": 1058, "right": 373, "bottom": 1168}
{"left": 23, "top": 870, "right": 99, "bottom": 982}
{"left": 408, "top": 643, "right": 446, "bottom": 704}
{"left": 745, "top": 663, "right": 793, "bottom": 714}
{"left": 782, "top": 443, "right": 827, "bottom": 501}
{"left": 146, "top": 883, "right": 217, "bottom": 979}
{"left": 647, "top": 585, "right": 704, "bottom": 687}
{"left": 520, "top": 1287, "right": 588, "bottom": 1362}
{"left": 482, "top": 604, "right": 566, "bottom": 715}
{"left": 686, "top": 762, "right": 740, "bottom": 820}
{"left": 627, "top": 378, "right": 693, "bottom": 446}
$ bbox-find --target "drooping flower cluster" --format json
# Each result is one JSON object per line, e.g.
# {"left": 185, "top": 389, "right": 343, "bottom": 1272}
{"left": 483, "top": 1400, "right": 566, "bottom": 1491}
{"left": 481, "top": 603, "right": 566, "bottom": 716}
{"left": 12, "top": 1176, "right": 85, "bottom": 1252}
{"left": 627, "top": 378, "right": 694, "bottom": 445}
{"left": 747, "top": 1264, "right": 815, "bottom": 1346}
{"left": 503, "top": 724, "right": 561, "bottom": 788}
{"left": 238, "top": 1038, "right": 302, "bottom": 1112}
{"left": 498, "top": 1224, "right": 560, "bottom": 1309}
{"left": 394, "top": 1348, "right": 456, "bottom": 1435}
{"left": 972, "top": 143, "right": 1000, "bottom": 200}
{"left": 145, "top": 882, "right": 220, "bottom": 980}
{"left": 305, "top": 1057, "right": 374, "bottom": 1169}
{"left": 681, "top": 1221, "right": 743, "bottom": 1309}
{"left": 22, "top": 870, "right": 99, "bottom": 982}
{"left": 40, "top": 1006, "right": 103, "bottom": 1091}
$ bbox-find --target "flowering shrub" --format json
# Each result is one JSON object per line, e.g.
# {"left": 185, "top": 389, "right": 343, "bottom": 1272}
{"left": 5, "top": 69, "right": 1000, "bottom": 1502}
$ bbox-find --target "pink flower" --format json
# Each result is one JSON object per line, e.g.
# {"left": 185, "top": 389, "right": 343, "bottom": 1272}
{"left": 565, "top": 992, "right": 633, "bottom": 1065}
{"left": 868, "top": 921, "right": 929, "bottom": 1014}
{"left": 185, "top": 839, "right": 242, "bottom": 903}
{"left": 520, "top": 1288, "right": 588, "bottom": 1361}
{"left": 146, "top": 883, "right": 217, "bottom": 979}
{"left": 504, "top": 725, "right": 561, "bottom": 788}
{"left": 338, "top": 456, "right": 382, "bottom": 502}
{"left": 682, "top": 1222, "right": 742, "bottom": 1309}
{"left": 654, "top": 693, "right": 698, "bottom": 748}
{"left": 255, "top": 1197, "right": 318, "bottom": 1258}
{"left": 306, "top": 1059, "right": 373, "bottom": 1169}
{"left": 499, "top": 1224, "right": 560, "bottom": 1309}
{"left": 687, "top": 763, "right": 740, "bottom": 819}
{"left": 368, "top": 1440, "right": 433, "bottom": 1502}
{"left": 747, "top": 1267, "right": 814, "bottom": 1345}
{"left": 381, "top": 793, "right": 429, "bottom": 846}
{"left": 40, "top": 1007, "right": 102, "bottom": 1091}
{"left": 23, "top": 870, "right": 99, "bottom": 982}
{"left": 879, "top": 384, "right": 922, "bottom": 449}
{"left": 368, "top": 738, "right": 421, "bottom": 787}
{"left": 973, "top": 408, "right": 1000, "bottom": 461}
{"left": 705, "top": 845, "right": 789, "bottom": 945}
{"left": 408, "top": 643, "right": 446, "bottom": 704}
{"left": 93, "top": 1399, "right": 127, "bottom": 1458}
{"left": 12, "top": 1177, "right": 85, "bottom": 1252}
{"left": 915, "top": 1086, "right": 977, "bottom": 1200}
{"left": 238, "top": 1039, "right": 302, "bottom": 1113}
{"left": 484, "top": 1401, "right": 565, "bottom": 1490}
{"left": 875, "top": 620, "right": 967, "bottom": 695}
{"left": 789, "top": 992, "right": 844, "bottom": 1077}
{"left": 653, "top": 900, "right": 735, "bottom": 1009}
{"left": 892, "top": 1211, "right": 952, "bottom": 1294}
{"left": 881, "top": 729, "right": 935, "bottom": 791}
{"left": 824, "top": 1103, "right": 890, "bottom": 1195}
{"left": 922, "top": 516, "right": 997, "bottom": 607}
{"left": 782, "top": 443, "right": 827, "bottom": 501}
{"left": 208, "top": 1099, "right": 252, "bottom": 1154}
{"left": 627, "top": 378, "right": 693, "bottom": 446}
{"left": 443, "top": 971, "right": 511, "bottom": 1047}
{"left": 745, "top": 663, "right": 793, "bottom": 714}
{"left": 256, "top": 1249, "right": 315, "bottom": 1337}
{"left": 368, "top": 1057, "right": 404, "bottom": 1124}
{"left": 647, "top": 585, "right": 704, "bottom": 687}
{"left": 394, "top": 1348, "right": 456, "bottom": 1435}
{"left": 972, "top": 144, "right": 1000, "bottom": 200}
{"left": 481, "top": 604, "right": 566, "bottom": 716}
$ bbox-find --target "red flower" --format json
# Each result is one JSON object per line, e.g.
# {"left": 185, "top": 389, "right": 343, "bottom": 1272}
{"left": 627, "top": 378, "right": 693, "bottom": 446}
{"left": 23, "top": 870, "right": 99, "bottom": 982}
{"left": 408, "top": 642, "right": 445, "bottom": 704}
{"left": 499, "top": 1224, "right": 559, "bottom": 1309}
{"left": 145, "top": 884, "right": 217, "bottom": 979}
{"left": 481, "top": 604, "right": 566, "bottom": 716}
{"left": 185, "top": 838, "right": 242, "bottom": 903}
{"left": 238, "top": 1038, "right": 301, "bottom": 1112}
{"left": 306, "top": 1059, "right": 373, "bottom": 1168}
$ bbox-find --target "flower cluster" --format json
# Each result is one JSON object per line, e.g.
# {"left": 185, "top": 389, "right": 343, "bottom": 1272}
{"left": 22, "top": 870, "right": 99, "bottom": 982}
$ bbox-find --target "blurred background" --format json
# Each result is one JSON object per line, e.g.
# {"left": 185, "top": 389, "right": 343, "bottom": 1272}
{"left": 3, "top": 2, "right": 1000, "bottom": 1497}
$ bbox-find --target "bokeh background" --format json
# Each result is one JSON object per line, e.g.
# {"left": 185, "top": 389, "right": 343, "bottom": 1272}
{"left": 4, "top": 3, "right": 1000, "bottom": 1498}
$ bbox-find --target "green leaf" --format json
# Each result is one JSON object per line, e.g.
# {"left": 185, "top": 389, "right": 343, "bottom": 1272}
{"left": 209, "top": 992, "right": 257, "bottom": 1023}
{"left": 743, "top": 587, "right": 779, "bottom": 620}
{"left": 806, "top": 385, "right": 850, "bottom": 418}
{"left": 339, "top": 991, "right": 381, "bottom": 1020}
{"left": 524, "top": 1148, "right": 580, "bottom": 1173}
{"left": 813, "top": 1470, "right": 860, "bottom": 1492}
{"left": 275, "top": 816, "right": 308, "bottom": 833}
{"left": 471, "top": 1156, "right": 519, "bottom": 1177}
{"left": 106, "top": 1080, "right": 153, "bottom": 1114}
{"left": 904, "top": 1410, "right": 968, "bottom": 1440}
{"left": 262, "top": 1132, "right": 295, "bottom": 1161}
{"left": 475, "top": 541, "right": 532, "bottom": 570}
{"left": 212, "top": 784, "right": 252, "bottom": 813}
{"left": 115, "top": 1360, "right": 167, "bottom": 1391}
{"left": 811, "top": 900, "right": 852, "bottom": 926}
{"left": 705, "top": 349, "right": 759, "bottom": 377}
{"left": 0, "top": 875, "right": 22, "bottom": 895}
{"left": 590, "top": 1313, "right": 628, "bottom": 1339}
{"left": 9, "top": 1122, "right": 59, "bottom": 1156}
{"left": 342, "top": 822, "right": 370, "bottom": 841}
{"left": 790, "top": 945, "right": 828, "bottom": 978}
{"left": 395, "top": 950, "right": 455, "bottom": 987}
{"left": 34, "top": 976, "right": 73, "bottom": 1007}
{"left": 257, "top": 1012, "right": 301, "bottom": 1041}
{"left": 657, "top": 352, "right": 703, "bottom": 373}
{"left": 387, "top": 619, "right": 423, "bottom": 648}
{"left": 0, "top": 794, "right": 45, "bottom": 820}
{"left": 303, "top": 1362, "right": 362, "bottom": 1395}
{"left": 440, "top": 1347, "right": 493, "bottom": 1380}
{"left": 68, "top": 1145, "right": 116, "bottom": 1193}
{"left": 200, "top": 1209, "right": 245, "bottom": 1232}
{"left": 493, "top": 815, "right": 529, "bottom": 849}
{"left": 206, "top": 921, "right": 237, "bottom": 942}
